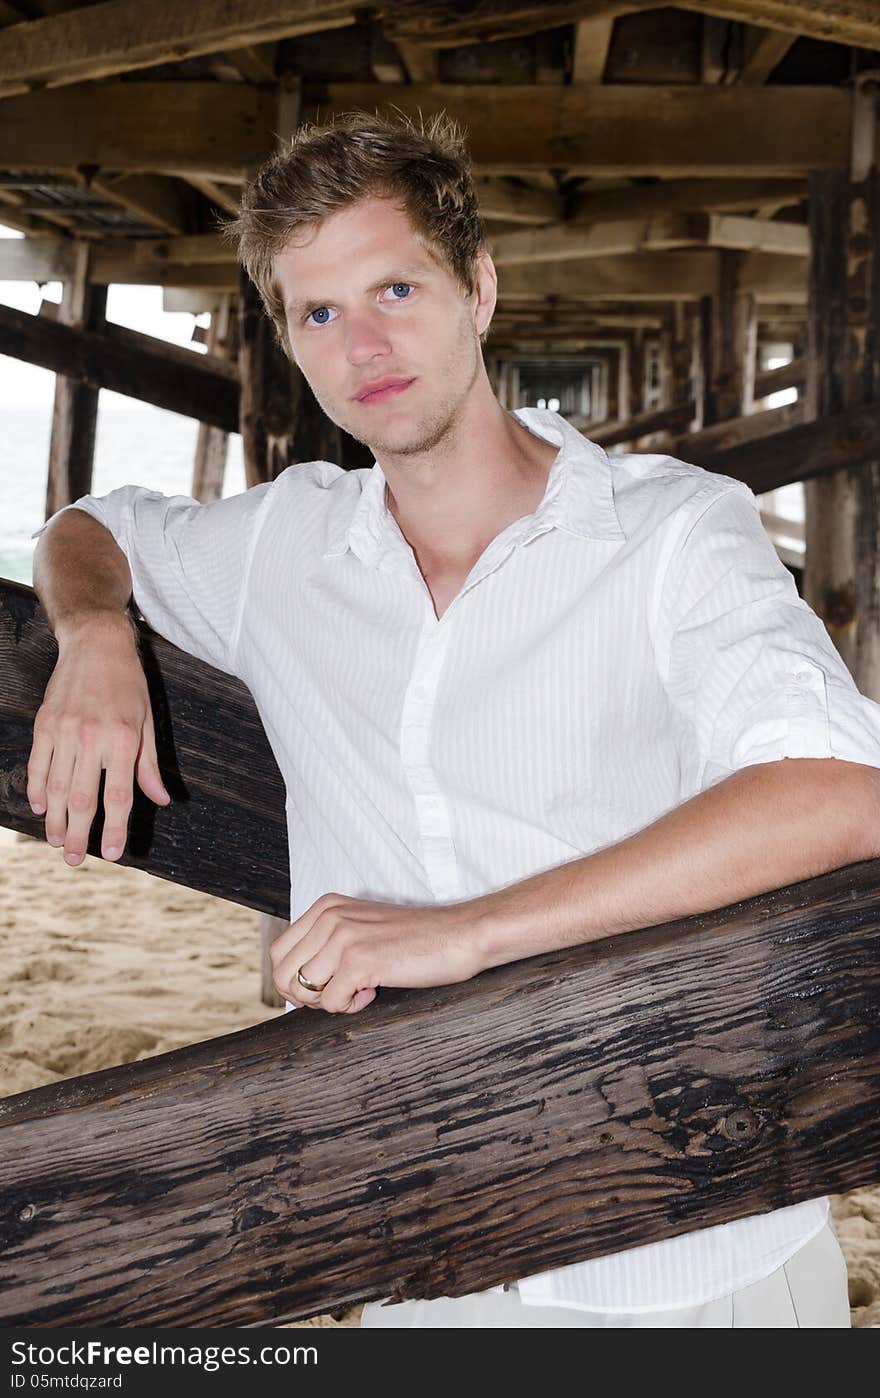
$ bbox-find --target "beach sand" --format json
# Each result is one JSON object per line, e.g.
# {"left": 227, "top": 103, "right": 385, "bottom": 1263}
{"left": 1, "top": 825, "right": 877, "bottom": 1328}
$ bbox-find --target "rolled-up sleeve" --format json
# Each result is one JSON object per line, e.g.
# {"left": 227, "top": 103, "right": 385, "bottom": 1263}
{"left": 655, "top": 482, "right": 880, "bottom": 792}
{"left": 31, "top": 483, "right": 273, "bottom": 676}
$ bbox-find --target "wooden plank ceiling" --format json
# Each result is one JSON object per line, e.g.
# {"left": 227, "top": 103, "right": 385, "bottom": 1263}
{"left": 0, "top": 1, "right": 876, "bottom": 339}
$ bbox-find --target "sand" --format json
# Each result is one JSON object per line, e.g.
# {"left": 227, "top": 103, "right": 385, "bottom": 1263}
{"left": 1, "top": 824, "right": 877, "bottom": 1328}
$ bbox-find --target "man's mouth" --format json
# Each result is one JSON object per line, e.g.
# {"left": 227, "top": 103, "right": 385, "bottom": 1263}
{"left": 354, "top": 377, "right": 416, "bottom": 404}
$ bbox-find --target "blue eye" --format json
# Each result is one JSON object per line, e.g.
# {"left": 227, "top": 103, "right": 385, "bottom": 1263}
{"left": 307, "top": 306, "right": 334, "bottom": 325}
{"left": 388, "top": 283, "right": 412, "bottom": 299}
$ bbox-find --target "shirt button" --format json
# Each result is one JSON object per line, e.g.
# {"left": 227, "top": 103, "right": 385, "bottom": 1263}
{"left": 413, "top": 684, "right": 429, "bottom": 700}
{"left": 794, "top": 671, "right": 811, "bottom": 684}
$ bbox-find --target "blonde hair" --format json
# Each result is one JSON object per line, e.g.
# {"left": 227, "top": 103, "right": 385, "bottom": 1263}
{"left": 225, "top": 108, "right": 488, "bottom": 358}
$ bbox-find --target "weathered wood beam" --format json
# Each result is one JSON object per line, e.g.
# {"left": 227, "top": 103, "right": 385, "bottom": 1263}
{"left": 490, "top": 213, "right": 808, "bottom": 266}
{"left": 710, "top": 250, "right": 758, "bottom": 421}
{"left": 0, "top": 199, "right": 49, "bottom": 238}
{"left": 0, "top": 83, "right": 276, "bottom": 179}
{"left": 671, "top": 399, "right": 880, "bottom": 495}
{"left": 238, "top": 264, "right": 297, "bottom": 487}
{"left": 0, "top": 234, "right": 77, "bottom": 282}
{"left": 191, "top": 296, "right": 236, "bottom": 504}
{"left": 162, "top": 289, "right": 226, "bottom": 315}
{"left": 671, "top": 303, "right": 696, "bottom": 410}
{"left": 705, "top": 213, "right": 807, "bottom": 256}
{"left": 1, "top": 577, "right": 879, "bottom": 1325}
{"left": 0, "top": 84, "right": 848, "bottom": 178}
{"left": 2, "top": 847, "right": 878, "bottom": 1326}
{"left": 386, "top": 0, "right": 880, "bottom": 50}
{"left": 45, "top": 243, "right": 106, "bottom": 519}
{"left": 803, "top": 147, "right": 880, "bottom": 687}
{"left": 182, "top": 176, "right": 241, "bottom": 218}
{"left": 497, "top": 251, "right": 804, "bottom": 303}
{"left": 306, "top": 84, "right": 850, "bottom": 176}
{"left": 737, "top": 24, "right": 799, "bottom": 85}
{"left": 722, "top": 251, "right": 807, "bottom": 302}
{"left": 88, "top": 174, "right": 198, "bottom": 237}
{"left": 754, "top": 356, "right": 805, "bottom": 399}
{"left": 678, "top": 1, "right": 880, "bottom": 50}
{"left": 0, "top": 194, "right": 82, "bottom": 239}
{"left": 674, "top": 399, "right": 804, "bottom": 459}
{"left": 497, "top": 252, "right": 720, "bottom": 300}
{"left": 93, "top": 233, "right": 235, "bottom": 269}
{"left": 102, "top": 265, "right": 242, "bottom": 291}
{"left": 384, "top": 1, "right": 662, "bottom": 47}
{"left": 370, "top": 23, "right": 406, "bottom": 84}
{"left": 0, "top": 1, "right": 358, "bottom": 95}
{"left": 589, "top": 398, "right": 698, "bottom": 446}
{"left": 394, "top": 38, "right": 439, "bottom": 83}
{"left": 474, "top": 176, "right": 564, "bottom": 225}
{"left": 571, "top": 15, "right": 617, "bottom": 83}
{"left": 223, "top": 41, "right": 279, "bottom": 84}
{"left": 493, "top": 308, "right": 665, "bottom": 330}
{"left": 0, "top": 301, "right": 239, "bottom": 432}
{"left": 568, "top": 178, "right": 806, "bottom": 223}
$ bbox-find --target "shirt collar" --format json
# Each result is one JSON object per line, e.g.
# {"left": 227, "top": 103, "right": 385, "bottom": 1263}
{"left": 322, "top": 406, "right": 625, "bottom": 564}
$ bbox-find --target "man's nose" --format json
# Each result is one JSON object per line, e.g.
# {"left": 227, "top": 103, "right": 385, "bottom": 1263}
{"left": 344, "top": 310, "right": 392, "bottom": 365}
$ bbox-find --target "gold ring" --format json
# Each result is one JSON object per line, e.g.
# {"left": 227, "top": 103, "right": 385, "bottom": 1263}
{"left": 296, "top": 966, "right": 328, "bottom": 994}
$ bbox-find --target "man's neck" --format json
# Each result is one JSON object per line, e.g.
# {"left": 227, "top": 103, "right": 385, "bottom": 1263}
{"left": 378, "top": 395, "right": 560, "bottom": 577}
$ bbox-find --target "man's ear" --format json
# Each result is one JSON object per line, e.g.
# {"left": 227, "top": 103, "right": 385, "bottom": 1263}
{"left": 472, "top": 248, "right": 498, "bottom": 338}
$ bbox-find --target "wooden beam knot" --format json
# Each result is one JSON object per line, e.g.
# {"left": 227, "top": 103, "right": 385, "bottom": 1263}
{"left": 720, "top": 1107, "right": 760, "bottom": 1143}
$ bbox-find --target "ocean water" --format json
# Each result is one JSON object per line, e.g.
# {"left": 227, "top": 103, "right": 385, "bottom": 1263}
{"left": 0, "top": 405, "right": 246, "bottom": 586}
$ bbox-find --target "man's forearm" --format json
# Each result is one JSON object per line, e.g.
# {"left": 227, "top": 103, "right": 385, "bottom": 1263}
{"left": 33, "top": 509, "right": 135, "bottom": 646}
{"left": 473, "top": 757, "right": 880, "bottom": 972}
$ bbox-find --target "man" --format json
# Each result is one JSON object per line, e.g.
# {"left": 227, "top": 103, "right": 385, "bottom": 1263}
{"left": 29, "top": 110, "right": 880, "bottom": 1327}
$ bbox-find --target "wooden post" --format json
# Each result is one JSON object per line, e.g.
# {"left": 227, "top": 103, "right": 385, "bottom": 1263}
{"left": 658, "top": 312, "right": 673, "bottom": 410}
{"left": 628, "top": 327, "right": 645, "bottom": 424}
{"left": 238, "top": 266, "right": 296, "bottom": 489}
{"left": 662, "top": 303, "right": 701, "bottom": 434}
{"left": 604, "top": 345, "right": 620, "bottom": 423}
{"left": 44, "top": 242, "right": 107, "bottom": 518}
{"left": 190, "top": 294, "right": 237, "bottom": 503}
{"left": 803, "top": 79, "right": 880, "bottom": 695}
{"left": 705, "top": 251, "right": 757, "bottom": 425}
{"left": 616, "top": 340, "right": 630, "bottom": 423}
{"left": 694, "top": 292, "right": 712, "bottom": 429}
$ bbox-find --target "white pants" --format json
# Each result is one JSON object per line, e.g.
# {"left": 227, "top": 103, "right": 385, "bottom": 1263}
{"left": 360, "top": 1221, "right": 851, "bottom": 1328}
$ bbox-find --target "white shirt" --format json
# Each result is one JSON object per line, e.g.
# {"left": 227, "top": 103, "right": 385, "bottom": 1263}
{"left": 36, "top": 406, "right": 880, "bottom": 1312}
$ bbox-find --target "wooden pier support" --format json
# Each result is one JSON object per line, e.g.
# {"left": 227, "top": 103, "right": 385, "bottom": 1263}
{"left": 700, "top": 251, "right": 757, "bottom": 427}
{"left": 191, "top": 294, "right": 237, "bottom": 504}
{"left": 804, "top": 84, "right": 880, "bottom": 696}
{"left": 45, "top": 243, "right": 107, "bottom": 518}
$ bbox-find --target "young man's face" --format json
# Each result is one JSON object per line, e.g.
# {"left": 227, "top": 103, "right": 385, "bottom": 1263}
{"left": 273, "top": 195, "right": 496, "bottom": 458}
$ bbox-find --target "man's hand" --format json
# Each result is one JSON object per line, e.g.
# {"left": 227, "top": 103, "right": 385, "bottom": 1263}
{"left": 270, "top": 892, "right": 489, "bottom": 1014}
{"left": 27, "top": 613, "right": 170, "bottom": 866}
